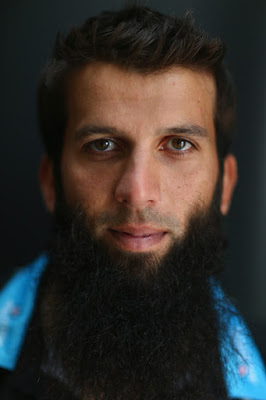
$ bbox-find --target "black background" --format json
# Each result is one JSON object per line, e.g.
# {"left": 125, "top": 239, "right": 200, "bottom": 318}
{"left": 1, "top": 0, "right": 265, "bottom": 360}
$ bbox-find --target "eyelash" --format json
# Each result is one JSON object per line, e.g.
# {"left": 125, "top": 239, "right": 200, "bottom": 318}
{"left": 160, "top": 137, "right": 194, "bottom": 155}
{"left": 82, "top": 137, "right": 195, "bottom": 157}
{"left": 83, "top": 138, "right": 118, "bottom": 153}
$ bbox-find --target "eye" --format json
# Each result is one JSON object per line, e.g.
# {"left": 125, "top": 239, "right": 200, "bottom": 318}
{"left": 166, "top": 137, "right": 192, "bottom": 151}
{"left": 87, "top": 138, "right": 117, "bottom": 152}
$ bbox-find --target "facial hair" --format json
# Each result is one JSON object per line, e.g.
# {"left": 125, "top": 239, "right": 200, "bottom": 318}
{"left": 32, "top": 187, "right": 231, "bottom": 400}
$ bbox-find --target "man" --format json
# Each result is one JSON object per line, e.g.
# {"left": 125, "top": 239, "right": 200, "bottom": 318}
{"left": 0, "top": 5, "right": 265, "bottom": 399}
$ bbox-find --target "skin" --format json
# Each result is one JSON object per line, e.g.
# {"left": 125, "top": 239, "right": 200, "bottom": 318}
{"left": 40, "top": 62, "right": 237, "bottom": 259}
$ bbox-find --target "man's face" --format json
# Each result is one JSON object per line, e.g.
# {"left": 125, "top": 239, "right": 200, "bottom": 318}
{"left": 39, "top": 63, "right": 237, "bottom": 398}
{"left": 59, "top": 63, "right": 219, "bottom": 259}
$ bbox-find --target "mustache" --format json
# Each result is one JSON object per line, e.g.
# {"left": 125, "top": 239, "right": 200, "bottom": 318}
{"left": 89, "top": 206, "right": 180, "bottom": 231}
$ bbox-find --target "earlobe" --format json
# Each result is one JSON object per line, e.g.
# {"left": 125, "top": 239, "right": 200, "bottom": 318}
{"left": 220, "top": 154, "right": 238, "bottom": 215}
{"left": 39, "top": 155, "right": 55, "bottom": 213}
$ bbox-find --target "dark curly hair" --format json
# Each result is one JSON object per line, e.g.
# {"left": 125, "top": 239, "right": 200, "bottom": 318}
{"left": 38, "top": 6, "right": 236, "bottom": 167}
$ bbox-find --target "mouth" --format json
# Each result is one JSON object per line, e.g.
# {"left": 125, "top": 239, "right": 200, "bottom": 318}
{"left": 107, "top": 225, "right": 168, "bottom": 252}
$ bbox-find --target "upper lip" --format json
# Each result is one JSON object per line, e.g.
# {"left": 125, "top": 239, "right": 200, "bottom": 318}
{"left": 109, "top": 225, "right": 167, "bottom": 236}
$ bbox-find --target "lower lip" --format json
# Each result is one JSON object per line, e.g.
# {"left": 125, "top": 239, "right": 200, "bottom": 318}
{"left": 108, "top": 230, "right": 167, "bottom": 252}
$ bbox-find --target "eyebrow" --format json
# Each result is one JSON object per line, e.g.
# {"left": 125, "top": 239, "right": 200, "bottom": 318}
{"left": 161, "top": 124, "right": 208, "bottom": 138}
{"left": 75, "top": 125, "right": 126, "bottom": 142}
{"left": 74, "top": 123, "right": 208, "bottom": 142}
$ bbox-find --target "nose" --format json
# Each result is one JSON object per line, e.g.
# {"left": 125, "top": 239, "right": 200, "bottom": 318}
{"left": 114, "top": 150, "right": 161, "bottom": 207}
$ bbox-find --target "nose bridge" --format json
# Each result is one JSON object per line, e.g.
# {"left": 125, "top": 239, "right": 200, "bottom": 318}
{"left": 114, "top": 148, "right": 160, "bottom": 206}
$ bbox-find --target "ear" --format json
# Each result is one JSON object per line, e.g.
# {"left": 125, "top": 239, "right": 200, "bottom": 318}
{"left": 39, "top": 155, "right": 55, "bottom": 213}
{"left": 220, "top": 154, "right": 238, "bottom": 215}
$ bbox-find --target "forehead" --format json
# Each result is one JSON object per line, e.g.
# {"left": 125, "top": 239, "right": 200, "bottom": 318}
{"left": 65, "top": 62, "right": 216, "bottom": 138}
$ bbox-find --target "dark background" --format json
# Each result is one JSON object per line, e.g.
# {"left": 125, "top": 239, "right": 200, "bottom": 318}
{"left": 1, "top": 0, "right": 265, "bottom": 361}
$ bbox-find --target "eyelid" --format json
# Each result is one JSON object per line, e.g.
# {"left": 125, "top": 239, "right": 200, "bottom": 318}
{"left": 82, "top": 135, "right": 197, "bottom": 156}
{"left": 82, "top": 137, "right": 119, "bottom": 152}
{"left": 159, "top": 136, "right": 195, "bottom": 151}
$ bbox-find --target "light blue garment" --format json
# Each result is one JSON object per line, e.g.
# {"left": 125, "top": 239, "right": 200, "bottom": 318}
{"left": 211, "top": 278, "right": 266, "bottom": 399}
{"left": 0, "top": 255, "right": 265, "bottom": 399}
{"left": 0, "top": 255, "right": 46, "bottom": 370}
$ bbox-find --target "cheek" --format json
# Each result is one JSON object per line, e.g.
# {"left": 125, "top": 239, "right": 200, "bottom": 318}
{"left": 61, "top": 163, "right": 115, "bottom": 213}
{"left": 163, "top": 162, "right": 218, "bottom": 219}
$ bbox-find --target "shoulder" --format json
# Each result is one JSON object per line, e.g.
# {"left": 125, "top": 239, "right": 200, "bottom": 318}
{"left": 212, "top": 278, "right": 266, "bottom": 400}
{"left": 0, "top": 255, "right": 47, "bottom": 371}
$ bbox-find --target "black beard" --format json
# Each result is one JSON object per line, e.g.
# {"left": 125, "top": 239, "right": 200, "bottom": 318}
{"left": 34, "top": 194, "right": 230, "bottom": 400}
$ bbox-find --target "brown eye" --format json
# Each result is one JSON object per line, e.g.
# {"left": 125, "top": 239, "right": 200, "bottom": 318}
{"left": 90, "top": 139, "right": 116, "bottom": 151}
{"left": 167, "top": 138, "right": 192, "bottom": 151}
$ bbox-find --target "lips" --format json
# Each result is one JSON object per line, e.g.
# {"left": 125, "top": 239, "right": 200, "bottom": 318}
{"left": 108, "top": 225, "right": 168, "bottom": 252}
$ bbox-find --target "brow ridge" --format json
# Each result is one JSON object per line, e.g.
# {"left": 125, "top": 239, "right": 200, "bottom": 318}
{"left": 74, "top": 123, "right": 208, "bottom": 142}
